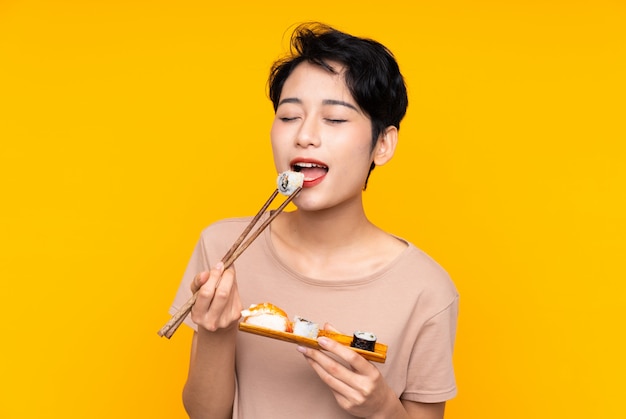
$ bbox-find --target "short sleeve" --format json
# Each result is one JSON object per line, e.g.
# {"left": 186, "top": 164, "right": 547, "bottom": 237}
{"left": 402, "top": 294, "right": 459, "bottom": 403}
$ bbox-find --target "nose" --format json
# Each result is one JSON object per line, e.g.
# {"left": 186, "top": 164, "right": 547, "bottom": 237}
{"left": 295, "top": 117, "right": 321, "bottom": 148}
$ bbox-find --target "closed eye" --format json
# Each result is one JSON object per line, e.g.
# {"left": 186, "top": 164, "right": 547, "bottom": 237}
{"left": 326, "top": 118, "right": 347, "bottom": 124}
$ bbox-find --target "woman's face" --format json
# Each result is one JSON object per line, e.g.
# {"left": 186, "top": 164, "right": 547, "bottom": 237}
{"left": 270, "top": 61, "right": 376, "bottom": 212}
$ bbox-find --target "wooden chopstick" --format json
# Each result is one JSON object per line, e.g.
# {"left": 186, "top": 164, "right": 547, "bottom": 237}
{"left": 158, "top": 187, "right": 302, "bottom": 338}
{"left": 158, "top": 193, "right": 276, "bottom": 339}
{"left": 157, "top": 189, "right": 280, "bottom": 338}
{"left": 221, "top": 190, "right": 279, "bottom": 264}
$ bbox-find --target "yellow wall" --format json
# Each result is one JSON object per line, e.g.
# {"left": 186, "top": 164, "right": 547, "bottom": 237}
{"left": 1, "top": 1, "right": 624, "bottom": 418}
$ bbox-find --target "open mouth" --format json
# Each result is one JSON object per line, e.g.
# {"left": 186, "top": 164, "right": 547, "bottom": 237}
{"left": 291, "top": 162, "right": 329, "bottom": 181}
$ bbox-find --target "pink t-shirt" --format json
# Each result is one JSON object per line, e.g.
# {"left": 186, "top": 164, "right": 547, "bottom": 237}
{"left": 169, "top": 215, "right": 459, "bottom": 418}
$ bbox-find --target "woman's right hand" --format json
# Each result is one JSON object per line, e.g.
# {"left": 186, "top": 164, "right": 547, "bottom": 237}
{"left": 189, "top": 262, "right": 243, "bottom": 332}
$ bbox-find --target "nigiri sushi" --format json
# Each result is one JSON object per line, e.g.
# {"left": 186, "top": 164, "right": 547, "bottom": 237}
{"left": 241, "top": 302, "right": 292, "bottom": 332}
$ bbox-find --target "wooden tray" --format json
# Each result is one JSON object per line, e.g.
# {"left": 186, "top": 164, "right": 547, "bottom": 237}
{"left": 238, "top": 322, "right": 387, "bottom": 363}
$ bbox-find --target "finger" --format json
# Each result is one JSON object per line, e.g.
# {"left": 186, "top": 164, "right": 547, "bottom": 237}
{"left": 317, "top": 336, "right": 371, "bottom": 373}
{"left": 193, "top": 263, "right": 225, "bottom": 312}
{"left": 206, "top": 265, "right": 236, "bottom": 317}
{"left": 323, "top": 322, "right": 342, "bottom": 333}
{"left": 300, "top": 341, "right": 382, "bottom": 414}
{"left": 298, "top": 345, "right": 359, "bottom": 401}
{"left": 191, "top": 271, "right": 210, "bottom": 293}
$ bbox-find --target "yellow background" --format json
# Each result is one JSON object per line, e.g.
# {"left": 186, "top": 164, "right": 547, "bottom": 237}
{"left": 1, "top": 1, "right": 624, "bottom": 418}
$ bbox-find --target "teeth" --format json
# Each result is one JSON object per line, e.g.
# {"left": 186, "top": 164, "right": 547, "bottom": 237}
{"left": 293, "top": 162, "right": 328, "bottom": 170}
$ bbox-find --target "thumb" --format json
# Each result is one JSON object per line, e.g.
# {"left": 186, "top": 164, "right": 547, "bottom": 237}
{"left": 323, "top": 322, "right": 342, "bottom": 333}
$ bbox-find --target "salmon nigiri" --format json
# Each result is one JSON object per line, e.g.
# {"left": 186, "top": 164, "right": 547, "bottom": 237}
{"left": 240, "top": 302, "right": 292, "bottom": 332}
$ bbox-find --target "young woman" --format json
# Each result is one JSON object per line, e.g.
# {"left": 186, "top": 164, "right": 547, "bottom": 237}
{"left": 168, "top": 22, "right": 459, "bottom": 419}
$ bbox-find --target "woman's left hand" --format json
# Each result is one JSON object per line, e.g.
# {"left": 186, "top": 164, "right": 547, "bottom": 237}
{"left": 296, "top": 324, "right": 400, "bottom": 418}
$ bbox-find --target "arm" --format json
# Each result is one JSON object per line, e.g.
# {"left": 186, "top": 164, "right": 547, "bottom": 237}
{"left": 181, "top": 263, "right": 243, "bottom": 419}
{"left": 401, "top": 400, "right": 446, "bottom": 419}
{"left": 183, "top": 328, "right": 237, "bottom": 419}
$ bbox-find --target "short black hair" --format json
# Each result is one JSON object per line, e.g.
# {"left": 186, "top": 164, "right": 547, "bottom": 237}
{"left": 268, "top": 22, "right": 409, "bottom": 149}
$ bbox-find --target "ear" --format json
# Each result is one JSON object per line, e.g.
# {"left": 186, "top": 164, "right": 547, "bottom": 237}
{"left": 373, "top": 126, "right": 398, "bottom": 166}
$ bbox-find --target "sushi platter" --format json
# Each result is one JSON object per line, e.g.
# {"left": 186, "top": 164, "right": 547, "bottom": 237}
{"left": 238, "top": 322, "right": 388, "bottom": 363}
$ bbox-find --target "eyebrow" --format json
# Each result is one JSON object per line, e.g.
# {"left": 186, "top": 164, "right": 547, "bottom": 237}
{"left": 323, "top": 99, "right": 359, "bottom": 111}
{"left": 277, "top": 97, "right": 359, "bottom": 112}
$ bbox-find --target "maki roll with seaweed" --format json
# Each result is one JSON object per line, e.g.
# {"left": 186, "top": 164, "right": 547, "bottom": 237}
{"left": 350, "top": 331, "right": 377, "bottom": 352}
{"left": 292, "top": 316, "right": 320, "bottom": 339}
{"left": 277, "top": 171, "right": 304, "bottom": 195}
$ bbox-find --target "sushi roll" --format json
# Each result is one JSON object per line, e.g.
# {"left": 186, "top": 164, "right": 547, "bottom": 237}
{"left": 292, "top": 316, "right": 320, "bottom": 339}
{"left": 277, "top": 171, "right": 304, "bottom": 196}
{"left": 350, "top": 331, "right": 377, "bottom": 352}
{"left": 241, "top": 302, "right": 292, "bottom": 333}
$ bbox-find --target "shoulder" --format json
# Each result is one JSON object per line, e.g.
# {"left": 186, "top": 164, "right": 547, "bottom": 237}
{"left": 392, "top": 241, "right": 459, "bottom": 309}
{"left": 196, "top": 216, "right": 258, "bottom": 254}
{"left": 201, "top": 217, "right": 252, "bottom": 239}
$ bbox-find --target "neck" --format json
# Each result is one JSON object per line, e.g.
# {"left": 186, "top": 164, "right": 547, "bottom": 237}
{"left": 269, "top": 198, "right": 405, "bottom": 282}
{"left": 278, "top": 199, "right": 375, "bottom": 253}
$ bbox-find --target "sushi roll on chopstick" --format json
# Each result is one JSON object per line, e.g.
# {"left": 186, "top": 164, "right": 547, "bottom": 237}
{"left": 277, "top": 171, "right": 304, "bottom": 195}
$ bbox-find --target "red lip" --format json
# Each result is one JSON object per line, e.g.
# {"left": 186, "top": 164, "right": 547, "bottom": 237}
{"left": 302, "top": 175, "right": 325, "bottom": 188}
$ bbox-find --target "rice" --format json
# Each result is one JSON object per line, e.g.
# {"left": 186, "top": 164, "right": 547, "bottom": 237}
{"left": 241, "top": 302, "right": 291, "bottom": 332}
{"left": 277, "top": 171, "right": 305, "bottom": 195}
{"left": 292, "top": 316, "right": 319, "bottom": 339}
